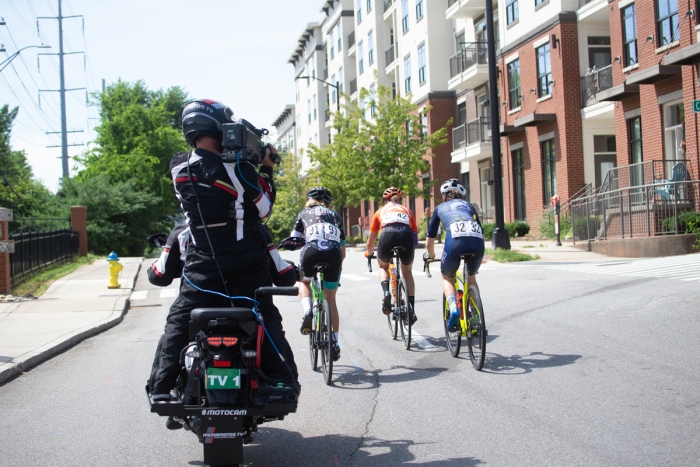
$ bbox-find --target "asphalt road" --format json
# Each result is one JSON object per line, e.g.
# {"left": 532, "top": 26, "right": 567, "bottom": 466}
{"left": 1, "top": 249, "right": 699, "bottom": 466}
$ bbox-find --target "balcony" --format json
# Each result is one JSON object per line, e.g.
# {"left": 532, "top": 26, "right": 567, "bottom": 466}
{"left": 385, "top": 44, "right": 396, "bottom": 66}
{"left": 447, "top": 42, "right": 490, "bottom": 91}
{"left": 580, "top": 64, "right": 613, "bottom": 107}
{"left": 577, "top": 0, "right": 610, "bottom": 22}
{"left": 348, "top": 31, "right": 355, "bottom": 49}
{"left": 384, "top": 0, "right": 395, "bottom": 13}
{"left": 451, "top": 117, "right": 492, "bottom": 163}
{"left": 446, "top": 0, "right": 489, "bottom": 20}
{"left": 350, "top": 78, "right": 358, "bottom": 95}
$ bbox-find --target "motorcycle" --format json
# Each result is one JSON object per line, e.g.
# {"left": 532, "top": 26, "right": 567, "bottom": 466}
{"left": 145, "top": 233, "right": 299, "bottom": 466}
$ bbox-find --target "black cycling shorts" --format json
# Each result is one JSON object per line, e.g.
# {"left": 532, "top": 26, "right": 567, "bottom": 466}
{"left": 377, "top": 224, "right": 415, "bottom": 265}
{"left": 300, "top": 246, "right": 342, "bottom": 286}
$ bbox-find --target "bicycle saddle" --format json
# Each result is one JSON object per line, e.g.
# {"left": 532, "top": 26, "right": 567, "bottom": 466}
{"left": 191, "top": 307, "right": 257, "bottom": 323}
{"left": 391, "top": 246, "right": 407, "bottom": 252}
{"left": 458, "top": 253, "right": 476, "bottom": 260}
{"left": 313, "top": 262, "right": 331, "bottom": 271}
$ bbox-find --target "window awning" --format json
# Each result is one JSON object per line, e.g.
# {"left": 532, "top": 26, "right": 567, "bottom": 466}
{"left": 664, "top": 42, "right": 700, "bottom": 66}
{"left": 513, "top": 113, "right": 556, "bottom": 127}
{"left": 499, "top": 124, "right": 525, "bottom": 136}
{"left": 596, "top": 83, "right": 640, "bottom": 102}
{"left": 625, "top": 64, "right": 682, "bottom": 85}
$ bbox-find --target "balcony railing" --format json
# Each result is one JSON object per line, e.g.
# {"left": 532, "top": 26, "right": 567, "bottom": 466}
{"left": 350, "top": 78, "right": 357, "bottom": 95}
{"left": 323, "top": 67, "right": 328, "bottom": 80}
{"left": 580, "top": 64, "right": 613, "bottom": 107}
{"left": 385, "top": 44, "right": 396, "bottom": 65}
{"left": 452, "top": 116, "right": 491, "bottom": 151}
{"left": 348, "top": 31, "right": 355, "bottom": 48}
{"left": 325, "top": 109, "right": 330, "bottom": 122}
{"left": 578, "top": 0, "right": 602, "bottom": 8}
{"left": 384, "top": 0, "right": 395, "bottom": 12}
{"left": 448, "top": 0, "right": 459, "bottom": 7}
{"left": 449, "top": 42, "right": 489, "bottom": 79}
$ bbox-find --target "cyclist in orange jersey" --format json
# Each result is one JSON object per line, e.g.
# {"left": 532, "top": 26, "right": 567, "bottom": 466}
{"left": 364, "top": 187, "right": 418, "bottom": 323}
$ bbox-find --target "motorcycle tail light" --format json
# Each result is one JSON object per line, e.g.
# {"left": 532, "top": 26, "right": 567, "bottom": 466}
{"left": 222, "top": 337, "right": 238, "bottom": 347}
{"left": 207, "top": 336, "right": 223, "bottom": 347}
{"left": 213, "top": 359, "right": 231, "bottom": 368}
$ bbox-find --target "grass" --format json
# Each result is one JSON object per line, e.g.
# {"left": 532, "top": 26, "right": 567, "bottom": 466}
{"left": 522, "top": 245, "right": 535, "bottom": 248}
{"left": 11, "top": 254, "right": 99, "bottom": 298}
{"left": 485, "top": 248, "right": 539, "bottom": 263}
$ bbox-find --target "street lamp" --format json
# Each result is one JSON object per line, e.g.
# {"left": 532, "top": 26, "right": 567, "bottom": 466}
{"left": 0, "top": 44, "right": 52, "bottom": 73}
{"left": 296, "top": 75, "right": 341, "bottom": 113}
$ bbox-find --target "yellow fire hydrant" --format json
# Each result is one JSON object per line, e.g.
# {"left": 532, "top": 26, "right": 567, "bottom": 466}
{"left": 107, "top": 251, "right": 123, "bottom": 289}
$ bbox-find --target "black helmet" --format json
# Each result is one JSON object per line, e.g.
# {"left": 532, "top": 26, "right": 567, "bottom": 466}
{"left": 181, "top": 99, "right": 234, "bottom": 147}
{"left": 307, "top": 186, "right": 333, "bottom": 204}
{"left": 440, "top": 178, "right": 467, "bottom": 199}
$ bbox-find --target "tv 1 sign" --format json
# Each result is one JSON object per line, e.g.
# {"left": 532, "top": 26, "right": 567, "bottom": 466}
{"left": 694, "top": 100, "right": 700, "bottom": 113}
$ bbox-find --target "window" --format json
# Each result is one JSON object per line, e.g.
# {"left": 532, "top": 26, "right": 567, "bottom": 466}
{"left": 339, "top": 67, "right": 344, "bottom": 92}
{"left": 307, "top": 99, "right": 311, "bottom": 124}
{"left": 588, "top": 37, "right": 611, "bottom": 69}
{"left": 313, "top": 95, "right": 317, "bottom": 121}
{"left": 368, "top": 31, "right": 374, "bottom": 65}
{"left": 418, "top": 43, "right": 426, "bottom": 84}
{"left": 594, "top": 135, "right": 617, "bottom": 188}
{"left": 330, "top": 30, "right": 335, "bottom": 60}
{"left": 541, "top": 139, "right": 556, "bottom": 203}
{"left": 536, "top": 43, "right": 552, "bottom": 97}
{"left": 513, "top": 149, "right": 526, "bottom": 221}
{"left": 479, "top": 166, "right": 492, "bottom": 221}
{"left": 416, "top": 0, "right": 424, "bottom": 20}
{"left": 401, "top": 0, "right": 409, "bottom": 33}
{"left": 657, "top": 0, "right": 679, "bottom": 46}
{"left": 357, "top": 0, "right": 362, "bottom": 23}
{"left": 506, "top": 0, "right": 518, "bottom": 25}
{"left": 331, "top": 74, "right": 337, "bottom": 103}
{"left": 628, "top": 117, "right": 643, "bottom": 185}
{"left": 664, "top": 102, "right": 685, "bottom": 160}
{"left": 337, "top": 23, "right": 342, "bottom": 52}
{"left": 420, "top": 112, "right": 428, "bottom": 138}
{"left": 622, "top": 5, "right": 637, "bottom": 67}
{"left": 508, "top": 59, "right": 521, "bottom": 109}
{"left": 370, "top": 84, "right": 376, "bottom": 117}
{"left": 367, "top": 0, "right": 372, "bottom": 12}
{"left": 404, "top": 54, "right": 412, "bottom": 94}
{"left": 535, "top": 0, "right": 546, "bottom": 5}
{"left": 359, "top": 41, "right": 365, "bottom": 74}
{"left": 422, "top": 173, "right": 431, "bottom": 210}
{"left": 310, "top": 55, "right": 316, "bottom": 80}
{"left": 461, "top": 172, "right": 471, "bottom": 202}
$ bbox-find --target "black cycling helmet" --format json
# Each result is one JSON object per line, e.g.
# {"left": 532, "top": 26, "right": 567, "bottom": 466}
{"left": 181, "top": 99, "right": 234, "bottom": 147}
{"left": 306, "top": 186, "right": 333, "bottom": 204}
{"left": 440, "top": 178, "right": 467, "bottom": 199}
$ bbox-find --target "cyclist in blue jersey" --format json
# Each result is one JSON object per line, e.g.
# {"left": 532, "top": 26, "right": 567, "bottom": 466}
{"left": 423, "top": 179, "right": 485, "bottom": 332}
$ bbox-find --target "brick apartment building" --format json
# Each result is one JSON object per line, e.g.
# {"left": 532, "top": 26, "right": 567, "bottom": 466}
{"left": 275, "top": 0, "right": 699, "bottom": 237}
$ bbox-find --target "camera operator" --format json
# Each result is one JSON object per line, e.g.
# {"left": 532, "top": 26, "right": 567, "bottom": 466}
{"left": 149, "top": 99, "right": 298, "bottom": 407}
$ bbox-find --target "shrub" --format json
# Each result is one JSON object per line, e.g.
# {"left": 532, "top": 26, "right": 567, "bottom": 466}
{"left": 506, "top": 221, "right": 530, "bottom": 238}
{"left": 482, "top": 222, "right": 495, "bottom": 240}
{"left": 539, "top": 208, "right": 573, "bottom": 240}
{"left": 572, "top": 215, "right": 601, "bottom": 241}
{"left": 661, "top": 211, "right": 700, "bottom": 249}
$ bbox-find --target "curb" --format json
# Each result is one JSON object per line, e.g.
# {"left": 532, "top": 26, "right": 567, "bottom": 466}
{"left": 0, "top": 262, "right": 141, "bottom": 386}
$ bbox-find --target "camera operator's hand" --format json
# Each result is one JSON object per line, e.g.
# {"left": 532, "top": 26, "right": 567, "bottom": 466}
{"left": 262, "top": 144, "right": 278, "bottom": 167}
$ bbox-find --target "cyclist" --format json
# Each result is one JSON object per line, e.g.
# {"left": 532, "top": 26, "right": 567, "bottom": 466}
{"left": 291, "top": 187, "right": 346, "bottom": 361}
{"left": 423, "top": 179, "right": 484, "bottom": 333}
{"left": 364, "top": 187, "right": 418, "bottom": 323}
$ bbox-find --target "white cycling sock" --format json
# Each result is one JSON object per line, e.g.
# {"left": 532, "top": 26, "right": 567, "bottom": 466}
{"left": 447, "top": 294, "right": 458, "bottom": 314}
{"left": 333, "top": 332, "right": 339, "bottom": 343}
{"left": 301, "top": 297, "right": 312, "bottom": 314}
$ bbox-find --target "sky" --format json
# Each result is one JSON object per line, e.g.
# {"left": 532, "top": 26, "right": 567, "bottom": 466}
{"left": 1, "top": 0, "right": 325, "bottom": 191}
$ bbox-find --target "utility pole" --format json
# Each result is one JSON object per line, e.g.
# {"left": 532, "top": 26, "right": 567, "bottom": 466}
{"left": 37, "top": 0, "right": 85, "bottom": 179}
{"left": 485, "top": 0, "right": 511, "bottom": 250}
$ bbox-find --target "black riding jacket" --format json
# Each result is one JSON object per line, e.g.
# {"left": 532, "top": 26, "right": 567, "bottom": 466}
{"left": 169, "top": 149, "right": 275, "bottom": 255}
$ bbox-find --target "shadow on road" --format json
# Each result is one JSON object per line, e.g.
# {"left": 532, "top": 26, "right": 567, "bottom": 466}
{"left": 328, "top": 364, "right": 448, "bottom": 390}
{"left": 217, "top": 429, "right": 484, "bottom": 466}
{"left": 483, "top": 350, "right": 581, "bottom": 375}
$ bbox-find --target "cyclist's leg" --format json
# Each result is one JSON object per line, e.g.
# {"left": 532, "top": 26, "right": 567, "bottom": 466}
{"left": 377, "top": 227, "right": 398, "bottom": 312}
{"left": 324, "top": 287, "right": 339, "bottom": 331}
{"left": 320, "top": 248, "right": 342, "bottom": 333}
{"left": 298, "top": 247, "right": 315, "bottom": 335}
{"left": 464, "top": 238, "right": 485, "bottom": 294}
{"left": 440, "top": 238, "right": 461, "bottom": 332}
{"left": 397, "top": 226, "right": 416, "bottom": 310}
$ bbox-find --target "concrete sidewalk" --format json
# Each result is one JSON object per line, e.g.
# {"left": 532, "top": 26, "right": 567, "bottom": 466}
{"left": 0, "top": 257, "right": 142, "bottom": 385}
{"left": 508, "top": 238, "right": 627, "bottom": 262}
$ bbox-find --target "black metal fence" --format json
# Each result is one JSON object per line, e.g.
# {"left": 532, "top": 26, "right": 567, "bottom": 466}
{"left": 9, "top": 229, "right": 80, "bottom": 287}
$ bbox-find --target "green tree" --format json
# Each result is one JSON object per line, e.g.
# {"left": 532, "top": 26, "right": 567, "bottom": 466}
{"left": 266, "top": 151, "right": 308, "bottom": 244}
{"left": 58, "top": 175, "right": 161, "bottom": 255}
{"left": 0, "top": 105, "right": 57, "bottom": 217}
{"left": 76, "top": 80, "right": 189, "bottom": 216}
{"left": 308, "top": 83, "right": 450, "bottom": 207}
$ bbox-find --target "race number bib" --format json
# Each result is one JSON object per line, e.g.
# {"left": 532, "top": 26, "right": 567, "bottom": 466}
{"left": 306, "top": 222, "right": 341, "bottom": 243}
{"left": 449, "top": 220, "right": 483, "bottom": 239}
{"left": 383, "top": 211, "right": 410, "bottom": 226}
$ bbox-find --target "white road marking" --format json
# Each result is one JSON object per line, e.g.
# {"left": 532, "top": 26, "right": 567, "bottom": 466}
{"left": 160, "top": 288, "right": 178, "bottom": 298}
{"left": 341, "top": 273, "right": 370, "bottom": 281}
{"left": 545, "top": 254, "right": 700, "bottom": 281}
{"left": 130, "top": 290, "right": 149, "bottom": 300}
{"left": 411, "top": 332, "right": 439, "bottom": 351}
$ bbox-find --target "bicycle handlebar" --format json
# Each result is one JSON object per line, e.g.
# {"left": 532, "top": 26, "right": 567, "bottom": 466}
{"left": 366, "top": 254, "right": 376, "bottom": 273}
{"left": 423, "top": 258, "right": 439, "bottom": 278}
{"left": 255, "top": 286, "right": 299, "bottom": 299}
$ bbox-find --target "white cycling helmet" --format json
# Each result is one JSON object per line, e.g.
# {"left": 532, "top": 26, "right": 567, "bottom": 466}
{"left": 440, "top": 178, "right": 467, "bottom": 199}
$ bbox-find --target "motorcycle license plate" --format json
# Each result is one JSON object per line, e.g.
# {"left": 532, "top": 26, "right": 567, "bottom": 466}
{"left": 205, "top": 368, "right": 241, "bottom": 390}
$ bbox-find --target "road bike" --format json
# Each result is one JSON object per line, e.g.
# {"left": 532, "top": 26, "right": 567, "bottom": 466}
{"left": 424, "top": 255, "right": 486, "bottom": 370}
{"left": 278, "top": 237, "right": 335, "bottom": 385}
{"left": 367, "top": 247, "right": 414, "bottom": 350}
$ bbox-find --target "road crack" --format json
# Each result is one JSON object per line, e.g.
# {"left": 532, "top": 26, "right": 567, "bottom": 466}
{"left": 347, "top": 347, "right": 379, "bottom": 466}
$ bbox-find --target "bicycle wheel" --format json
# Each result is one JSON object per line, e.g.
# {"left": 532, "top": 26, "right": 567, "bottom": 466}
{"left": 443, "top": 291, "right": 461, "bottom": 357}
{"left": 398, "top": 277, "right": 412, "bottom": 350}
{"left": 309, "top": 303, "right": 319, "bottom": 371}
{"left": 386, "top": 269, "right": 398, "bottom": 340}
{"left": 465, "top": 285, "right": 486, "bottom": 370}
{"left": 320, "top": 299, "right": 334, "bottom": 385}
